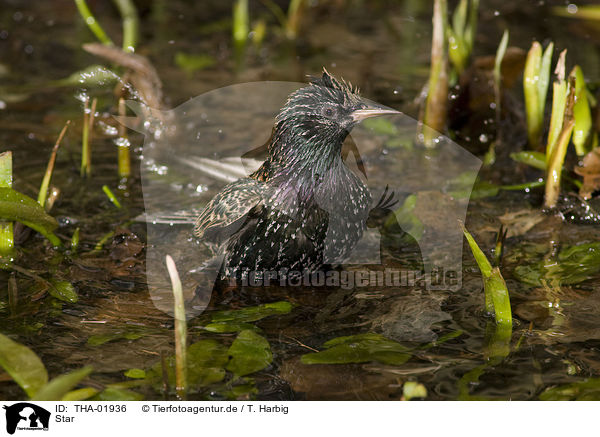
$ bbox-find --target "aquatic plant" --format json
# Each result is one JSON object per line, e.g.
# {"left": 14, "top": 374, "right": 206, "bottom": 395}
{"left": 233, "top": 0, "right": 249, "bottom": 67}
{"left": 166, "top": 255, "right": 188, "bottom": 400}
{"left": 102, "top": 185, "right": 122, "bottom": 209}
{"left": 422, "top": 0, "right": 449, "bottom": 147}
{"left": 570, "top": 65, "right": 594, "bottom": 156}
{"left": 116, "top": 98, "right": 131, "bottom": 180}
{"left": 523, "top": 41, "right": 553, "bottom": 149}
{"left": 38, "top": 122, "right": 69, "bottom": 209}
{"left": 74, "top": 0, "right": 114, "bottom": 46}
{"left": 545, "top": 77, "right": 576, "bottom": 208}
{"left": 462, "top": 225, "right": 512, "bottom": 328}
{"left": 485, "top": 29, "right": 509, "bottom": 165}
{"left": 546, "top": 50, "right": 568, "bottom": 161}
{"left": 80, "top": 97, "right": 97, "bottom": 178}
{"left": 113, "top": 0, "right": 139, "bottom": 52}
{"left": 447, "top": 0, "right": 479, "bottom": 76}
{"left": 74, "top": 0, "right": 138, "bottom": 52}
{"left": 0, "top": 332, "right": 93, "bottom": 400}
{"left": 0, "top": 152, "right": 14, "bottom": 257}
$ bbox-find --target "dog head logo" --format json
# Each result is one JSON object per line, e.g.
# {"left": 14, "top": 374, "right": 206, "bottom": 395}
{"left": 3, "top": 403, "right": 50, "bottom": 434}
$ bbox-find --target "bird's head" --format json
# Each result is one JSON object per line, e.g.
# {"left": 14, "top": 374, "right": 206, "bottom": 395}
{"left": 272, "top": 69, "right": 399, "bottom": 166}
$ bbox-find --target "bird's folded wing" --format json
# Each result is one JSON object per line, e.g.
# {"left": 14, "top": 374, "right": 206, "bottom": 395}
{"left": 194, "top": 178, "right": 265, "bottom": 241}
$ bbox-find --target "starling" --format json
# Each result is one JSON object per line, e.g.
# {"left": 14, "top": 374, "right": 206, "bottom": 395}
{"left": 194, "top": 69, "right": 399, "bottom": 278}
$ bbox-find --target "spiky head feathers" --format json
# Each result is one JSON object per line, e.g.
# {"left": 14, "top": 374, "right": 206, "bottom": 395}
{"left": 276, "top": 69, "right": 364, "bottom": 131}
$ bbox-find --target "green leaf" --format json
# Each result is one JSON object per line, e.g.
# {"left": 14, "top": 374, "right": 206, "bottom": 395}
{"left": 91, "top": 387, "right": 144, "bottom": 401}
{"left": 462, "top": 227, "right": 493, "bottom": 278}
{"left": 48, "top": 279, "right": 78, "bottom": 303}
{"left": 0, "top": 187, "right": 61, "bottom": 245}
{"left": 32, "top": 366, "right": 93, "bottom": 401}
{"left": 124, "top": 368, "right": 146, "bottom": 379}
{"left": 211, "top": 301, "right": 293, "bottom": 323}
{"left": 54, "top": 65, "right": 118, "bottom": 87}
{"left": 204, "top": 322, "right": 261, "bottom": 333}
{"left": 486, "top": 268, "right": 512, "bottom": 327}
{"left": 226, "top": 330, "right": 272, "bottom": 377}
{"left": 0, "top": 187, "right": 57, "bottom": 231}
{"left": 514, "top": 242, "right": 600, "bottom": 286}
{"left": 61, "top": 387, "right": 99, "bottom": 401}
{"left": 301, "top": 333, "right": 411, "bottom": 365}
{"left": 510, "top": 151, "right": 547, "bottom": 170}
{"left": 0, "top": 333, "right": 48, "bottom": 397}
{"left": 463, "top": 226, "right": 512, "bottom": 328}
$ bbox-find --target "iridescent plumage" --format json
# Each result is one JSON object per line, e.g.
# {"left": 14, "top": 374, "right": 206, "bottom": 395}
{"left": 194, "top": 70, "right": 398, "bottom": 277}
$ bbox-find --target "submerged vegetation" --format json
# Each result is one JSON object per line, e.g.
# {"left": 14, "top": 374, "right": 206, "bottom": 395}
{"left": 0, "top": 0, "right": 599, "bottom": 401}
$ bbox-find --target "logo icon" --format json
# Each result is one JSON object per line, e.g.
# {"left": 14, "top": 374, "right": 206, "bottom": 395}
{"left": 3, "top": 403, "right": 50, "bottom": 435}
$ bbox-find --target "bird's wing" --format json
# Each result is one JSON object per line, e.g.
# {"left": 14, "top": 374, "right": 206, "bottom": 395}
{"left": 194, "top": 178, "right": 265, "bottom": 242}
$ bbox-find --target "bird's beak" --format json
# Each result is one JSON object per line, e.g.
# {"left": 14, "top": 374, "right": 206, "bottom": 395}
{"left": 351, "top": 105, "right": 401, "bottom": 123}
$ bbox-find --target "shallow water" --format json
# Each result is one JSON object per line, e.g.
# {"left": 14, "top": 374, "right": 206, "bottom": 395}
{"left": 1, "top": 0, "right": 600, "bottom": 400}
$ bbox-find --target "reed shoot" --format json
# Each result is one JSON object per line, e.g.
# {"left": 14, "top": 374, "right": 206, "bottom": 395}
{"left": 74, "top": 0, "right": 114, "bottom": 46}
{"left": 117, "top": 98, "right": 131, "bottom": 179}
{"left": 38, "top": 121, "right": 70, "bottom": 209}
{"left": 112, "top": 0, "right": 139, "bottom": 52}
{"left": 545, "top": 76, "right": 576, "bottom": 208}
{"left": 422, "top": 0, "right": 449, "bottom": 148}
{"left": 447, "top": 0, "right": 479, "bottom": 75}
{"left": 165, "top": 255, "right": 187, "bottom": 400}
{"left": 0, "top": 152, "right": 14, "bottom": 258}
{"left": 493, "top": 30, "right": 509, "bottom": 128}
{"left": 571, "top": 65, "right": 593, "bottom": 156}
{"left": 546, "top": 50, "right": 567, "bottom": 161}
{"left": 71, "top": 227, "right": 80, "bottom": 252}
{"left": 80, "top": 98, "right": 97, "bottom": 178}
{"left": 523, "top": 41, "right": 553, "bottom": 148}
{"left": 232, "top": 0, "right": 249, "bottom": 67}
{"left": 102, "top": 185, "right": 122, "bottom": 209}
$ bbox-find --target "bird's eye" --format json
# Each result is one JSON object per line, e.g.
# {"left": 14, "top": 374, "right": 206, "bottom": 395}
{"left": 323, "top": 107, "right": 335, "bottom": 117}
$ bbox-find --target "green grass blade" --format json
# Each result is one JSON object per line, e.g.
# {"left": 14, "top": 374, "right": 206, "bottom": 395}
{"left": 112, "top": 0, "right": 139, "bottom": 52}
{"left": 74, "top": 0, "right": 114, "bottom": 46}
{"left": 102, "top": 185, "right": 122, "bottom": 209}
